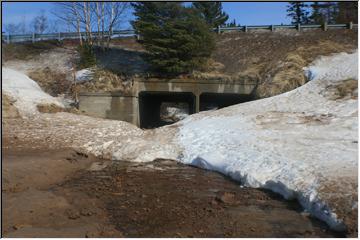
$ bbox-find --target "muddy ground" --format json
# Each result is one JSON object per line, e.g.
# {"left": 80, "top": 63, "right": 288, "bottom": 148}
{"left": 2, "top": 146, "right": 345, "bottom": 238}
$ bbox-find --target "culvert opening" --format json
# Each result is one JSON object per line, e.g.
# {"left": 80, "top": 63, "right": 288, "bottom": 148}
{"left": 139, "top": 91, "right": 196, "bottom": 129}
{"left": 200, "top": 93, "right": 254, "bottom": 111}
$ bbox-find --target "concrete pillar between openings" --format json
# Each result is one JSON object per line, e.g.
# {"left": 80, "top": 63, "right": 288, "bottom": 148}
{"left": 195, "top": 94, "right": 200, "bottom": 113}
{"left": 323, "top": 22, "right": 328, "bottom": 31}
{"left": 349, "top": 22, "right": 353, "bottom": 29}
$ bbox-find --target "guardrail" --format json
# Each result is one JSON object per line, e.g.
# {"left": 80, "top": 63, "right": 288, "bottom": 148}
{"left": 2, "top": 22, "right": 357, "bottom": 44}
{"left": 214, "top": 22, "right": 357, "bottom": 33}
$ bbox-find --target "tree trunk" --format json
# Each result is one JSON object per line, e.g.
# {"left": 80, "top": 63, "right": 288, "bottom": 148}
{"left": 96, "top": 2, "right": 101, "bottom": 46}
{"left": 101, "top": 2, "right": 105, "bottom": 51}
{"left": 73, "top": 2, "right": 82, "bottom": 46}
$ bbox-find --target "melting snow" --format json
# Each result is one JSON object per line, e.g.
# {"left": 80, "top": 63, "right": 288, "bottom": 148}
{"left": 174, "top": 50, "right": 358, "bottom": 231}
{"left": 75, "top": 68, "right": 94, "bottom": 82}
{"left": 2, "top": 68, "right": 64, "bottom": 116}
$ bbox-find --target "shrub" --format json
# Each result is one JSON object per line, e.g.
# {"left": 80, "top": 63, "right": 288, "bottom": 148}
{"left": 77, "top": 43, "right": 96, "bottom": 69}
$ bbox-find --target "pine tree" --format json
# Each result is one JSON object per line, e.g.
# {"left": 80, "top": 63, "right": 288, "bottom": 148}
{"left": 309, "top": 2, "right": 325, "bottom": 24}
{"left": 336, "top": 2, "right": 358, "bottom": 23}
{"left": 226, "top": 19, "right": 237, "bottom": 27}
{"left": 132, "top": 2, "right": 215, "bottom": 75}
{"left": 192, "top": 2, "right": 229, "bottom": 28}
{"left": 286, "top": 2, "right": 309, "bottom": 24}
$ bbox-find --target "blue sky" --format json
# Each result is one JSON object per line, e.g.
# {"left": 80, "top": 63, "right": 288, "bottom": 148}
{"left": 2, "top": 2, "right": 290, "bottom": 32}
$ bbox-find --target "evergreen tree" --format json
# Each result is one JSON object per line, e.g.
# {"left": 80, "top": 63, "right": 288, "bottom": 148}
{"left": 286, "top": 2, "right": 309, "bottom": 24}
{"left": 322, "top": 2, "right": 338, "bottom": 24}
{"left": 336, "top": 2, "right": 358, "bottom": 23}
{"left": 309, "top": 2, "right": 341, "bottom": 24}
{"left": 192, "top": 2, "right": 229, "bottom": 28}
{"left": 309, "top": 2, "right": 325, "bottom": 24}
{"left": 132, "top": 2, "right": 215, "bottom": 75}
{"left": 226, "top": 19, "right": 237, "bottom": 27}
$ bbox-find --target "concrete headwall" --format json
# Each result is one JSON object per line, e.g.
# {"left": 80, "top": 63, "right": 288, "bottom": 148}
{"left": 79, "top": 78, "right": 257, "bottom": 127}
{"left": 79, "top": 92, "right": 139, "bottom": 125}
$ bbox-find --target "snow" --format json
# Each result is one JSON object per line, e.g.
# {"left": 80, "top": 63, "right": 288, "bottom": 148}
{"left": 2, "top": 68, "right": 64, "bottom": 116}
{"left": 160, "top": 103, "right": 190, "bottom": 122}
{"left": 75, "top": 68, "right": 94, "bottom": 82}
{"left": 171, "top": 50, "right": 358, "bottom": 231}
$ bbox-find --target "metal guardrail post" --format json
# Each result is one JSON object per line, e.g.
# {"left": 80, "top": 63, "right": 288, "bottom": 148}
{"left": 297, "top": 23, "right": 301, "bottom": 31}
{"left": 217, "top": 26, "right": 221, "bottom": 34}
{"left": 32, "top": 33, "right": 35, "bottom": 43}
{"left": 271, "top": 25, "right": 274, "bottom": 31}
{"left": 244, "top": 25, "right": 247, "bottom": 32}
{"left": 348, "top": 22, "right": 353, "bottom": 29}
{"left": 323, "top": 22, "right": 328, "bottom": 31}
{"left": 58, "top": 32, "right": 61, "bottom": 41}
{"left": 7, "top": 34, "right": 10, "bottom": 44}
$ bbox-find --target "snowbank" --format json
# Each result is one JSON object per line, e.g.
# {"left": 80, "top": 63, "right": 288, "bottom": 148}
{"left": 173, "top": 51, "right": 358, "bottom": 231}
{"left": 75, "top": 68, "right": 94, "bottom": 82}
{"left": 2, "top": 68, "right": 64, "bottom": 116}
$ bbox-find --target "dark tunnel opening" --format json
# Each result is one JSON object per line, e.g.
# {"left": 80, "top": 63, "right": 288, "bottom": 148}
{"left": 199, "top": 93, "right": 253, "bottom": 111}
{"left": 139, "top": 91, "right": 196, "bottom": 129}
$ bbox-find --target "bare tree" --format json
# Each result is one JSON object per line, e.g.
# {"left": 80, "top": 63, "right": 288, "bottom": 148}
{"left": 19, "top": 16, "right": 27, "bottom": 34}
{"left": 5, "top": 23, "right": 19, "bottom": 34}
{"left": 52, "top": 2, "right": 129, "bottom": 48}
{"left": 53, "top": 2, "right": 83, "bottom": 45}
{"left": 32, "top": 10, "right": 48, "bottom": 34}
{"left": 105, "top": 2, "right": 130, "bottom": 48}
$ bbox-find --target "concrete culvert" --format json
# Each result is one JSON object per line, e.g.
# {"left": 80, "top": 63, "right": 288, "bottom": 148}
{"left": 139, "top": 91, "right": 196, "bottom": 129}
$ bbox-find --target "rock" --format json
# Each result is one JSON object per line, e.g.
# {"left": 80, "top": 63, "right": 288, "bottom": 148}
{"left": 80, "top": 208, "right": 94, "bottom": 216}
{"left": 215, "top": 192, "right": 236, "bottom": 204}
{"left": 65, "top": 209, "right": 80, "bottom": 220}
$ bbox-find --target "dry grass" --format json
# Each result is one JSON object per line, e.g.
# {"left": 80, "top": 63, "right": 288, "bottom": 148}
{"left": 2, "top": 40, "right": 61, "bottom": 62}
{"left": 75, "top": 69, "right": 132, "bottom": 94}
{"left": 36, "top": 103, "right": 82, "bottom": 115}
{"left": 28, "top": 68, "right": 71, "bottom": 97}
{"left": 212, "top": 29, "right": 357, "bottom": 98}
{"left": 324, "top": 79, "right": 358, "bottom": 100}
{"left": 2, "top": 94, "right": 20, "bottom": 119}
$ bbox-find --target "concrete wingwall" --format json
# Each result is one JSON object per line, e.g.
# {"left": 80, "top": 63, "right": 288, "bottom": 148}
{"left": 79, "top": 78, "right": 257, "bottom": 127}
{"left": 79, "top": 92, "right": 139, "bottom": 125}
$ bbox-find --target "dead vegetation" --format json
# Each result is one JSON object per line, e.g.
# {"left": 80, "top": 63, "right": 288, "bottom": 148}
{"left": 36, "top": 103, "right": 83, "bottom": 115}
{"left": 322, "top": 79, "right": 358, "bottom": 100}
{"left": 2, "top": 94, "right": 20, "bottom": 119}
{"left": 74, "top": 69, "right": 133, "bottom": 94}
{"left": 2, "top": 40, "right": 62, "bottom": 62}
{"left": 212, "top": 29, "right": 357, "bottom": 98}
{"left": 28, "top": 67, "right": 71, "bottom": 97}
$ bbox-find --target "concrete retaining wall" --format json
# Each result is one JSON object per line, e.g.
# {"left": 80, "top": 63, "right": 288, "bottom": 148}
{"left": 79, "top": 93, "right": 139, "bottom": 125}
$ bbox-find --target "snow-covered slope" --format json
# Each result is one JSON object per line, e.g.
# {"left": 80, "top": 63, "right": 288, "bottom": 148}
{"left": 173, "top": 50, "right": 358, "bottom": 231}
{"left": 2, "top": 68, "right": 64, "bottom": 116}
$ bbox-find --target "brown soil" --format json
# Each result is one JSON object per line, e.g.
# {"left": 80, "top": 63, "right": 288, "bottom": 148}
{"left": 2, "top": 145, "right": 345, "bottom": 237}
